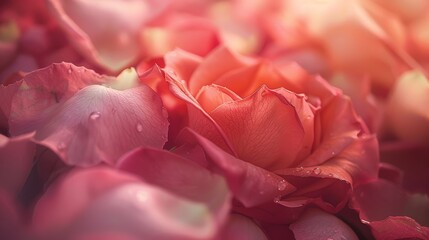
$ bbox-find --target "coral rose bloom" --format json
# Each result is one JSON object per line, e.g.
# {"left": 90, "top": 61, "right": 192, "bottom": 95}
{"left": 157, "top": 47, "right": 379, "bottom": 218}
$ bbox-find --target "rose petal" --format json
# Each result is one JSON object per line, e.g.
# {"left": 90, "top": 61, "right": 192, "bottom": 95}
{"left": 188, "top": 46, "right": 255, "bottom": 95}
{"left": 219, "top": 214, "right": 268, "bottom": 240}
{"left": 386, "top": 71, "right": 429, "bottom": 144}
{"left": 352, "top": 179, "right": 429, "bottom": 226}
{"left": 164, "top": 48, "right": 202, "bottom": 83}
{"left": 196, "top": 84, "right": 242, "bottom": 113}
{"left": 7, "top": 63, "right": 108, "bottom": 136}
{"left": 47, "top": 0, "right": 169, "bottom": 72}
{"left": 177, "top": 128, "right": 296, "bottom": 207}
{"left": 33, "top": 167, "right": 222, "bottom": 240}
{"left": 0, "top": 188, "right": 23, "bottom": 240}
{"left": 32, "top": 84, "right": 169, "bottom": 166}
{"left": 117, "top": 147, "right": 231, "bottom": 225}
{"left": 209, "top": 86, "right": 312, "bottom": 170}
{"left": 290, "top": 208, "right": 359, "bottom": 240}
{"left": 0, "top": 133, "right": 36, "bottom": 195}
{"left": 370, "top": 217, "right": 429, "bottom": 240}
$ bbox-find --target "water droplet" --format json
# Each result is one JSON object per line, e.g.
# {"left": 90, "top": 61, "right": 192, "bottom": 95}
{"left": 136, "top": 123, "right": 143, "bottom": 132}
{"left": 89, "top": 111, "right": 101, "bottom": 121}
{"left": 328, "top": 173, "right": 334, "bottom": 177}
{"left": 277, "top": 180, "right": 287, "bottom": 191}
{"left": 296, "top": 166, "right": 304, "bottom": 172}
{"left": 57, "top": 142, "right": 66, "bottom": 151}
{"left": 67, "top": 68, "right": 72, "bottom": 74}
{"left": 313, "top": 167, "right": 321, "bottom": 175}
{"left": 331, "top": 151, "right": 335, "bottom": 155}
{"left": 361, "top": 219, "right": 370, "bottom": 224}
{"left": 273, "top": 196, "right": 281, "bottom": 203}
{"left": 306, "top": 115, "right": 311, "bottom": 119}
{"left": 305, "top": 170, "right": 312, "bottom": 174}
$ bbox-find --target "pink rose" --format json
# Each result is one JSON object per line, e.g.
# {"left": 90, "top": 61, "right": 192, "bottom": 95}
{"left": 142, "top": 46, "right": 379, "bottom": 223}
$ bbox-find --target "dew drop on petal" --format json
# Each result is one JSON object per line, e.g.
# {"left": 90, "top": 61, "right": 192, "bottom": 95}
{"left": 67, "top": 68, "right": 72, "bottom": 74}
{"left": 277, "top": 180, "right": 287, "bottom": 191}
{"left": 273, "top": 196, "right": 281, "bottom": 203}
{"left": 305, "top": 170, "right": 312, "bottom": 174}
{"left": 295, "top": 166, "right": 304, "bottom": 172}
{"left": 89, "top": 111, "right": 101, "bottom": 121}
{"left": 136, "top": 123, "right": 143, "bottom": 132}
{"left": 361, "top": 219, "right": 370, "bottom": 224}
{"left": 331, "top": 151, "right": 336, "bottom": 155}
{"left": 313, "top": 167, "right": 321, "bottom": 175}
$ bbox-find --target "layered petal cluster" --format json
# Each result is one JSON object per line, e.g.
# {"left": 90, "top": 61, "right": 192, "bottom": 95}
{"left": 1, "top": 1, "right": 429, "bottom": 240}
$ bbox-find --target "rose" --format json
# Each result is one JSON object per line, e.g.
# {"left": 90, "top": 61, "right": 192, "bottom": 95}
{"left": 154, "top": 46, "right": 379, "bottom": 222}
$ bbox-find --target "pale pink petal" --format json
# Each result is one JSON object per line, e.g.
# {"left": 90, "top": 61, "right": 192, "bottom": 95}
{"left": 33, "top": 167, "right": 223, "bottom": 240}
{"left": 47, "top": 0, "right": 170, "bottom": 72}
{"left": 7, "top": 63, "right": 108, "bottom": 136}
{"left": 142, "top": 14, "right": 219, "bottom": 58}
{"left": 33, "top": 84, "right": 168, "bottom": 166}
{"left": 290, "top": 208, "right": 359, "bottom": 240}
{"left": 385, "top": 71, "right": 429, "bottom": 144}
{"left": 117, "top": 147, "right": 231, "bottom": 225}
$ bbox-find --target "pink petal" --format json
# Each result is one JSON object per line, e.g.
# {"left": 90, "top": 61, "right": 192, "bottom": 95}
{"left": 188, "top": 46, "right": 255, "bottom": 95}
{"left": 290, "top": 208, "right": 359, "bottom": 240}
{"left": 47, "top": 0, "right": 170, "bottom": 72}
{"left": 166, "top": 71, "right": 237, "bottom": 155}
{"left": 219, "top": 214, "right": 267, "bottom": 240}
{"left": 370, "top": 217, "right": 429, "bottom": 240}
{"left": 385, "top": 71, "right": 429, "bottom": 144}
{"left": 177, "top": 128, "right": 296, "bottom": 207}
{"left": 33, "top": 167, "right": 224, "bottom": 240}
{"left": 0, "top": 133, "right": 36, "bottom": 195}
{"left": 164, "top": 48, "right": 202, "bottom": 83}
{"left": 117, "top": 147, "right": 231, "bottom": 225}
{"left": 141, "top": 14, "right": 219, "bottom": 58}
{"left": 209, "top": 86, "right": 313, "bottom": 170}
{"left": 352, "top": 178, "right": 429, "bottom": 226}
{"left": 0, "top": 188, "right": 23, "bottom": 240}
{"left": 196, "top": 84, "right": 242, "bottom": 113}
{"left": 33, "top": 84, "right": 169, "bottom": 166}
{"left": 7, "top": 63, "right": 108, "bottom": 136}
